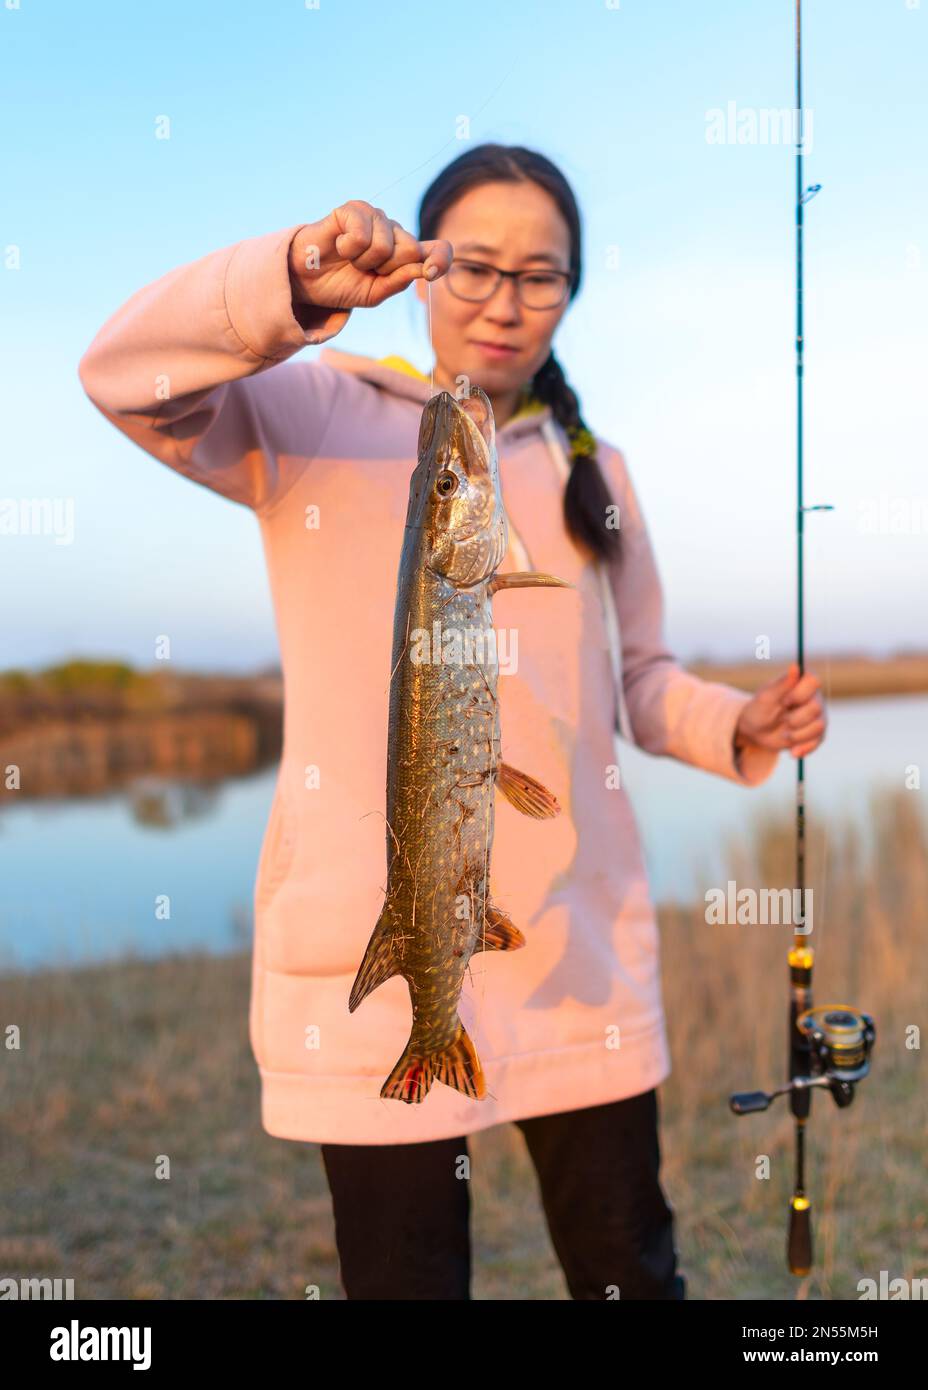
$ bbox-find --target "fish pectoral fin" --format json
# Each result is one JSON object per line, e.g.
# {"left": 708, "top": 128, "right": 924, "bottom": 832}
{"left": 474, "top": 903, "right": 526, "bottom": 952}
{"left": 488, "top": 571, "right": 573, "bottom": 595}
{"left": 348, "top": 909, "right": 403, "bottom": 1013}
{"left": 381, "top": 1018, "right": 486, "bottom": 1104}
{"left": 496, "top": 761, "right": 561, "bottom": 818}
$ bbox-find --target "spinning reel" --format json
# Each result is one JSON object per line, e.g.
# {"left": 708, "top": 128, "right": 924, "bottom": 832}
{"left": 731, "top": 1005, "right": 876, "bottom": 1115}
{"left": 730, "top": 974, "right": 876, "bottom": 1274}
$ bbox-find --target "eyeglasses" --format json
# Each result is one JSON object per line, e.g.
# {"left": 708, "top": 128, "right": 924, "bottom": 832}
{"left": 445, "top": 258, "right": 574, "bottom": 310}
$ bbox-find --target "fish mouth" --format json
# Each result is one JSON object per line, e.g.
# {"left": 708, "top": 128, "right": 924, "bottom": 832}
{"left": 419, "top": 388, "right": 496, "bottom": 478}
{"left": 412, "top": 386, "right": 506, "bottom": 583}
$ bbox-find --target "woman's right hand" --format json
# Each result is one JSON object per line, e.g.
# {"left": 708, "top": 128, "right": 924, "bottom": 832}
{"left": 288, "top": 201, "right": 452, "bottom": 313}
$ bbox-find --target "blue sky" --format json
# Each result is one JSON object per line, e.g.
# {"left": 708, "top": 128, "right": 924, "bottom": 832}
{"left": 1, "top": 0, "right": 924, "bottom": 671}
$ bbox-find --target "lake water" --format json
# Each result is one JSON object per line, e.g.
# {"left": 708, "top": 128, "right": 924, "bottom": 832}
{"left": 2, "top": 694, "right": 925, "bottom": 972}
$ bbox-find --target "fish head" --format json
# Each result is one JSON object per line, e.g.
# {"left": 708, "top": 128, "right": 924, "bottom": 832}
{"left": 408, "top": 387, "right": 509, "bottom": 586}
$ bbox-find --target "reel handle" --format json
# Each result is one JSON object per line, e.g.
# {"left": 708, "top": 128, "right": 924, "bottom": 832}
{"left": 729, "top": 1090, "right": 773, "bottom": 1115}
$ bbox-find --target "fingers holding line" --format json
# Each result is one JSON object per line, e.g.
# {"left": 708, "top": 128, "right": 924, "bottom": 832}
{"left": 334, "top": 202, "right": 451, "bottom": 278}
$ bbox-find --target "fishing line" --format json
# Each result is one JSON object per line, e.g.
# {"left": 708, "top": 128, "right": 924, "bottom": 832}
{"left": 426, "top": 275, "right": 434, "bottom": 396}
{"left": 369, "top": 61, "right": 516, "bottom": 204}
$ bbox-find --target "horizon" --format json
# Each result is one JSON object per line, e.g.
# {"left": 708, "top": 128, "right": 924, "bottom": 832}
{"left": 1, "top": 0, "right": 924, "bottom": 667}
{"left": 5, "top": 646, "right": 928, "bottom": 684}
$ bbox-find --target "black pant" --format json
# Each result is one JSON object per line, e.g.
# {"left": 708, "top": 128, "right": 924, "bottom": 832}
{"left": 320, "top": 1088, "right": 685, "bottom": 1300}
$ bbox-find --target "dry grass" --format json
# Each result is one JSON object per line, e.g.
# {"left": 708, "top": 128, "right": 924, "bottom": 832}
{"left": 658, "top": 783, "right": 928, "bottom": 1300}
{"left": 1, "top": 787, "right": 925, "bottom": 1300}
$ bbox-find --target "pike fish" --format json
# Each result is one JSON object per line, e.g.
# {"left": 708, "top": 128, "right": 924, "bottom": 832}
{"left": 349, "top": 386, "right": 569, "bottom": 1103}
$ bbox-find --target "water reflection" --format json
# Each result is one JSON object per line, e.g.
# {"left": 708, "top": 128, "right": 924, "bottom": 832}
{"left": 1, "top": 694, "right": 925, "bottom": 972}
{"left": 127, "top": 777, "right": 220, "bottom": 828}
{"left": 0, "top": 710, "right": 280, "bottom": 803}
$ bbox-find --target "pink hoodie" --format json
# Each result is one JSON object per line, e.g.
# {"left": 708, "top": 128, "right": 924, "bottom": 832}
{"left": 77, "top": 222, "right": 779, "bottom": 1145}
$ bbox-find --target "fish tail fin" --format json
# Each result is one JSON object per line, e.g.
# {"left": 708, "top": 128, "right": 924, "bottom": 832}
{"left": 433, "top": 1019, "right": 486, "bottom": 1100}
{"left": 380, "top": 1045, "right": 436, "bottom": 1104}
{"left": 348, "top": 908, "right": 403, "bottom": 1013}
{"left": 381, "top": 1018, "right": 486, "bottom": 1104}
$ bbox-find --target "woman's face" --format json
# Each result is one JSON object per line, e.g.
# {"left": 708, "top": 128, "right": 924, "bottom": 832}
{"left": 415, "top": 179, "right": 573, "bottom": 405}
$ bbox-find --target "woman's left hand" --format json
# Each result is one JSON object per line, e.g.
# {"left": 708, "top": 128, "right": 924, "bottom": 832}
{"left": 734, "top": 661, "right": 827, "bottom": 760}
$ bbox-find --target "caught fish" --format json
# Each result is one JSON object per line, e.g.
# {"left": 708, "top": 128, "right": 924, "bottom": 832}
{"left": 349, "top": 385, "right": 569, "bottom": 1103}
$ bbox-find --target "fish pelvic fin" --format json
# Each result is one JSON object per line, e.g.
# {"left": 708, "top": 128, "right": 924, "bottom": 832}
{"left": 496, "top": 760, "right": 561, "bottom": 818}
{"left": 474, "top": 903, "right": 526, "bottom": 952}
{"left": 348, "top": 908, "right": 403, "bottom": 1013}
{"left": 380, "top": 1018, "right": 486, "bottom": 1104}
{"left": 488, "top": 570, "right": 572, "bottom": 595}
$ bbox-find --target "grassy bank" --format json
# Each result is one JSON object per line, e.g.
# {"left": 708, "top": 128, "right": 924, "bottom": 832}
{"left": 3, "top": 650, "right": 928, "bottom": 738}
{"left": 687, "top": 651, "right": 928, "bottom": 698}
{"left": 1, "top": 788, "right": 925, "bottom": 1300}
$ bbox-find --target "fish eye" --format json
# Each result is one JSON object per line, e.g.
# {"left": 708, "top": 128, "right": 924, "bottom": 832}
{"left": 434, "top": 471, "right": 458, "bottom": 498}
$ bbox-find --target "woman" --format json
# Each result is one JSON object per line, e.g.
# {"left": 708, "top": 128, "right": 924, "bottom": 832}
{"left": 78, "top": 144, "right": 826, "bottom": 1300}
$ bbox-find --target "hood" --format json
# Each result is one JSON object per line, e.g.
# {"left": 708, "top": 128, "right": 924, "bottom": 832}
{"left": 317, "top": 347, "right": 553, "bottom": 444}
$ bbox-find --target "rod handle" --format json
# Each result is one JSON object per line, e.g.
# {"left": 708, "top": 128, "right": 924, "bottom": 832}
{"left": 788, "top": 1195, "right": 812, "bottom": 1275}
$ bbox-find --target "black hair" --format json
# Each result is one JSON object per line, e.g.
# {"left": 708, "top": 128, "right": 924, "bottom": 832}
{"left": 417, "top": 143, "right": 619, "bottom": 561}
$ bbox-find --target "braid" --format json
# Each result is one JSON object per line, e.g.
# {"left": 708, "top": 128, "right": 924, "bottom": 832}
{"left": 529, "top": 353, "right": 620, "bottom": 562}
{"left": 415, "top": 144, "right": 619, "bottom": 560}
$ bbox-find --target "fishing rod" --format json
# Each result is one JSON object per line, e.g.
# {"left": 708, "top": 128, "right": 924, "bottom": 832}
{"left": 728, "top": 0, "right": 875, "bottom": 1277}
